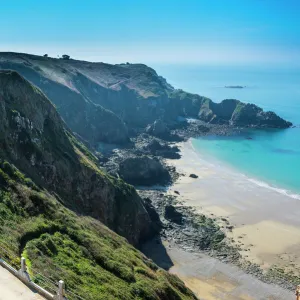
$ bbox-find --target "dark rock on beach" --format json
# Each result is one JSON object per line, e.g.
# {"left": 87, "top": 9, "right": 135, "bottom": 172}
{"left": 164, "top": 205, "right": 183, "bottom": 224}
{"left": 189, "top": 173, "right": 199, "bottom": 178}
{"left": 118, "top": 155, "right": 171, "bottom": 186}
{"left": 135, "top": 135, "right": 181, "bottom": 159}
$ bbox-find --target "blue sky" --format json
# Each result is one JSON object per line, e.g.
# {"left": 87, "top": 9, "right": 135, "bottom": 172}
{"left": 1, "top": 0, "right": 300, "bottom": 65}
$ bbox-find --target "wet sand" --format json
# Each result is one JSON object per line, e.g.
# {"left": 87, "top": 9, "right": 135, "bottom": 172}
{"left": 164, "top": 140, "right": 300, "bottom": 298}
{"left": 167, "top": 243, "right": 294, "bottom": 300}
{"left": 142, "top": 237, "right": 294, "bottom": 299}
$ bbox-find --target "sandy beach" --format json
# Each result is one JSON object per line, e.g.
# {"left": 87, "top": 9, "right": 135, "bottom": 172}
{"left": 142, "top": 238, "right": 294, "bottom": 300}
{"left": 167, "top": 243, "right": 294, "bottom": 300}
{"left": 164, "top": 140, "right": 300, "bottom": 298}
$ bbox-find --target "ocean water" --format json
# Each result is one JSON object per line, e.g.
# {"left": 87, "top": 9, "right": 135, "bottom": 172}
{"left": 153, "top": 64, "right": 300, "bottom": 194}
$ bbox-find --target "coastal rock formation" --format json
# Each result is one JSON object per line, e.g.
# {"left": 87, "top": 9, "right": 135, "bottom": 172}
{"left": 225, "top": 85, "right": 245, "bottom": 88}
{"left": 230, "top": 102, "right": 292, "bottom": 127}
{"left": 0, "top": 70, "right": 152, "bottom": 245}
{"left": 136, "top": 136, "right": 181, "bottom": 159}
{"left": 164, "top": 205, "right": 183, "bottom": 224}
{"left": 146, "top": 119, "right": 170, "bottom": 138}
{"left": 0, "top": 69, "right": 197, "bottom": 299}
{"left": 118, "top": 155, "right": 171, "bottom": 186}
{"left": 198, "top": 99, "right": 292, "bottom": 128}
{"left": 0, "top": 52, "right": 292, "bottom": 150}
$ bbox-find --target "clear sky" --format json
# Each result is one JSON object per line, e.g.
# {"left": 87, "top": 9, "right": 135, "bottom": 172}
{"left": 1, "top": 0, "right": 300, "bottom": 66}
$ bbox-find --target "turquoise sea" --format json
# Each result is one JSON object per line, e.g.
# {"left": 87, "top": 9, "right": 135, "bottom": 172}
{"left": 154, "top": 64, "right": 300, "bottom": 194}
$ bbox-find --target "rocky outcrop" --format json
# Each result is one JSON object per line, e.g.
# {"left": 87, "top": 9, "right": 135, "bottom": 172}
{"left": 135, "top": 135, "right": 181, "bottom": 159}
{"left": 0, "top": 70, "right": 153, "bottom": 245}
{"left": 198, "top": 99, "right": 292, "bottom": 128}
{"left": 118, "top": 156, "right": 171, "bottom": 186}
{"left": 230, "top": 102, "right": 292, "bottom": 128}
{"left": 0, "top": 52, "right": 292, "bottom": 146}
{"left": 146, "top": 119, "right": 170, "bottom": 138}
{"left": 143, "top": 197, "right": 163, "bottom": 232}
{"left": 164, "top": 205, "right": 183, "bottom": 224}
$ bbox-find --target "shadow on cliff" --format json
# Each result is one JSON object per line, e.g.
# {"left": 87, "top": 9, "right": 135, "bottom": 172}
{"left": 140, "top": 236, "right": 174, "bottom": 270}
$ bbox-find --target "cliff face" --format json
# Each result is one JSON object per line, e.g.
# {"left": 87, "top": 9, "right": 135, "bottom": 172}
{"left": 0, "top": 70, "right": 153, "bottom": 245}
{"left": 0, "top": 52, "right": 292, "bottom": 149}
{"left": 0, "top": 54, "right": 130, "bottom": 145}
{"left": 0, "top": 69, "right": 198, "bottom": 299}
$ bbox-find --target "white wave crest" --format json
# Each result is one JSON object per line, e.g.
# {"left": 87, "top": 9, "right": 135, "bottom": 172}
{"left": 247, "top": 178, "right": 300, "bottom": 200}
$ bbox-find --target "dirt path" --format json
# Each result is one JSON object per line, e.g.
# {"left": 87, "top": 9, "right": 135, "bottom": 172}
{"left": 0, "top": 265, "right": 44, "bottom": 300}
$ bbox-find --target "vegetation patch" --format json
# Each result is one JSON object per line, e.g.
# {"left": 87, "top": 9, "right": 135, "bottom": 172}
{"left": 0, "top": 163, "right": 196, "bottom": 299}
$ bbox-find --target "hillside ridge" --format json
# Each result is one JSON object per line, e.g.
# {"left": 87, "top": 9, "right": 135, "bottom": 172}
{"left": 0, "top": 52, "right": 292, "bottom": 149}
{"left": 0, "top": 69, "right": 197, "bottom": 299}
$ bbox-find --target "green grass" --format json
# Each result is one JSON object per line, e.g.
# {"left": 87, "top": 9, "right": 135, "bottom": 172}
{"left": 232, "top": 102, "right": 245, "bottom": 117}
{"left": 67, "top": 132, "right": 99, "bottom": 166}
{"left": 0, "top": 161, "right": 196, "bottom": 300}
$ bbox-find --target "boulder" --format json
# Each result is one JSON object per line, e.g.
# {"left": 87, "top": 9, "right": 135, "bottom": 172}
{"left": 146, "top": 119, "right": 170, "bottom": 138}
{"left": 189, "top": 173, "right": 198, "bottom": 178}
{"left": 164, "top": 205, "right": 183, "bottom": 224}
{"left": 118, "top": 156, "right": 171, "bottom": 186}
{"left": 137, "top": 137, "right": 181, "bottom": 159}
{"left": 143, "top": 139, "right": 165, "bottom": 152}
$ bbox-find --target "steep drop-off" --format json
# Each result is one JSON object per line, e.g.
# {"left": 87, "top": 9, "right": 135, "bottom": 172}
{"left": 0, "top": 52, "right": 292, "bottom": 149}
{"left": 0, "top": 162, "right": 196, "bottom": 300}
{"left": 0, "top": 70, "right": 197, "bottom": 299}
{"left": 0, "top": 70, "right": 152, "bottom": 245}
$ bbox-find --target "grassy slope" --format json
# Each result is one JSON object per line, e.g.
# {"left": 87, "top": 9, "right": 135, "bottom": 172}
{"left": 0, "top": 159, "right": 196, "bottom": 300}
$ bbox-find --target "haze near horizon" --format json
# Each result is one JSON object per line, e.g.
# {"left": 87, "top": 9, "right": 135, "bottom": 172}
{"left": 1, "top": 0, "right": 300, "bottom": 67}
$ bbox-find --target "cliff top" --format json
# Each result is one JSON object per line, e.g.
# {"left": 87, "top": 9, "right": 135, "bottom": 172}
{"left": 0, "top": 52, "right": 173, "bottom": 98}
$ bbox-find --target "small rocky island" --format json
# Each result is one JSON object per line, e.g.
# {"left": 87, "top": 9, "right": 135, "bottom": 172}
{"left": 225, "top": 85, "right": 246, "bottom": 88}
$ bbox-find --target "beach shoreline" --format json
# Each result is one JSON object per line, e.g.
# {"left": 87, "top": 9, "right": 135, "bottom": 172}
{"left": 166, "top": 140, "right": 300, "bottom": 269}
{"left": 162, "top": 139, "right": 300, "bottom": 297}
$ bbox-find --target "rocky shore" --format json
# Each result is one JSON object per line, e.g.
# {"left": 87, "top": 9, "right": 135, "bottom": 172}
{"left": 97, "top": 120, "right": 299, "bottom": 295}
{"left": 138, "top": 187, "right": 300, "bottom": 292}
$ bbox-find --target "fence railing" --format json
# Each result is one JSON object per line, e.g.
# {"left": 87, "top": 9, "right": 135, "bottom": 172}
{"left": 0, "top": 243, "right": 84, "bottom": 300}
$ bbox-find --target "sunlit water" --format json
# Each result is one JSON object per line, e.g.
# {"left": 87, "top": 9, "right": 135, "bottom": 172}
{"left": 154, "top": 64, "right": 300, "bottom": 194}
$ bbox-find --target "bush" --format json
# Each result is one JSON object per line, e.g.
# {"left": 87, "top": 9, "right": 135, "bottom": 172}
{"left": 62, "top": 54, "right": 70, "bottom": 60}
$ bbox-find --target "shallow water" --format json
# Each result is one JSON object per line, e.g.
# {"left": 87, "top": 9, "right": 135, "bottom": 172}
{"left": 154, "top": 64, "right": 300, "bottom": 195}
